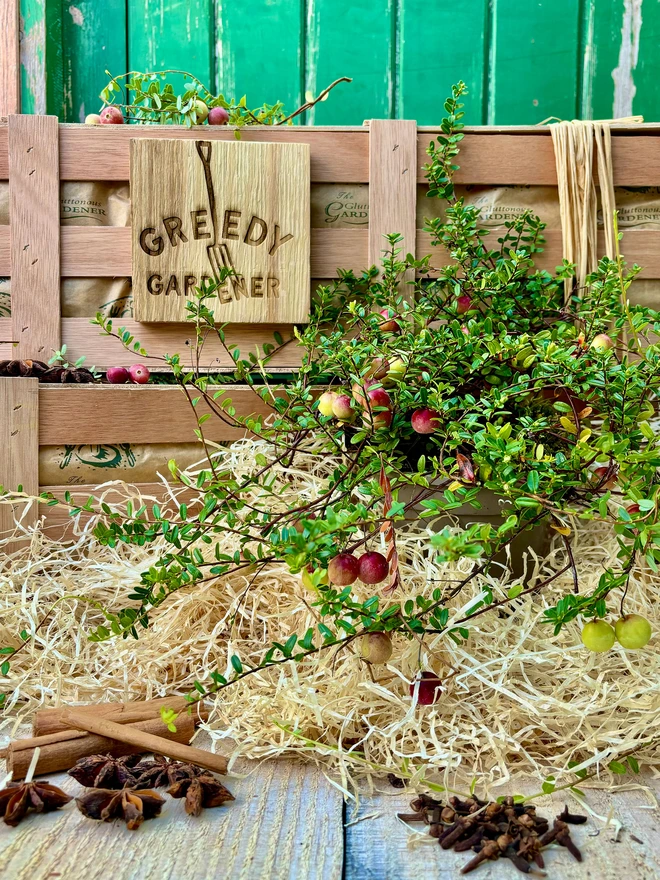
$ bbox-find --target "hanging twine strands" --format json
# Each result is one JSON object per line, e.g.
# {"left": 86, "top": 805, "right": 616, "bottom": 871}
{"left": 550, "top": 116, "right": 643, "bottom": 303}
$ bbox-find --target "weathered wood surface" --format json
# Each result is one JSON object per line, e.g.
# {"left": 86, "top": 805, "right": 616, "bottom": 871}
{"left": 344, "top": 779, "right": 660, "bottom": 880}
{"left": 37, "top": 385, "right": 274, "bottom": 445}
{"left": 0, "top": 0, "right": 20, "bottom": 116}
{"left": 0, "top": 377, "right": 39, "bottom": 536}
{"left": 0, "top": 755, "right": 345, "bottom": 880}
{"left": 368, "top": 119, "right": 417, "bottom": 298}
{"left": 0, "top": 742, "right": 659, "bottom": 879}
{"left": 7, "top": 114, "right": 60, "bottom": 360}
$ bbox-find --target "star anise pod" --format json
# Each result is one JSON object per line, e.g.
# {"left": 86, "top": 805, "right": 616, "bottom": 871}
{"left": 167, "top": 774, "right": 234, "bottom": 817}
{"left": 42, "top": 365, "right": 97, "bottom": 384}
{"left": 68, "top": 753, "right": 142, "bottom": 789}
{"left": 131, "top": 755, "right": 205, "bottom": 788}
{"left": 0, "top": 780, "right": 72, "bottom": 826}
{"left": 0, "top": 359, "right": 50, "bottom": 378}
{"left": 76, "top": 787, "right": 164, "bottom": 831}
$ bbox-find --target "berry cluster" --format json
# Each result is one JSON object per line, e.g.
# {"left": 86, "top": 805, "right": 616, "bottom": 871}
{"left": 106, "top": 364, "right": 151, "bottom": 385}
{"left": 85, "top": 103, "right": 229, "bottom": 126}
{"left": 581, "top": 614, "right": 652, "bottom": 652}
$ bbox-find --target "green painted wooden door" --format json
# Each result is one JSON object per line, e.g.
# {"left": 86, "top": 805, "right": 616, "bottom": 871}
{"left": 22, "top": 0, "right": 659, "bottom": 124}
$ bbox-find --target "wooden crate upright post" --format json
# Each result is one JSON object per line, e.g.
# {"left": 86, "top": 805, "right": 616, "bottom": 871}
{"left": 0, "top": 0, "right": 20, "bottom": 116}
{"left": 0, "top": 377, "right": 39, "bottom": 536}
{"left": 368, "top": 119, "right": 417, "bottom": 300}
{"left": 8, "top": 114, "right": 61, "bottom": 361}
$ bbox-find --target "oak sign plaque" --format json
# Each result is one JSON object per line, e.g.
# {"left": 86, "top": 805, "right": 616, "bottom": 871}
{"left": 130, "top": 138, "right": 310, "bottom": 323}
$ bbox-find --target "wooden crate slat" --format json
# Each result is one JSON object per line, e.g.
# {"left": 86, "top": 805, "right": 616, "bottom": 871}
{"left": 4, "top": 227, "right": 660, "bottom": 291}
{"left": 0, "top": 226, "right": 9, "bottom": 273}
{"left": 38, "top": 385, "right": 274, "bottom": 445}
{"left": 61, "top": 318, "right": 302, "bottom": 371}
{"left": 417, "top": 133, "right": 660, "bottom": 185}
{"left": 57, "top": 126, "right": 370, "bottom": 182}
{"left": 417, "top": 229, "right": 660, "bottom": 277}
{"left": 368, "top": 119, "right": 417, "bottom": 297}
{"left": 0, "top": 377, "right": 39, "bottom": 535}
{"left": 58, "top": 226, "right": 366, "bottom": 278}
{"left": 8, "top": 114, "right": 60, "bottom": 359}
{"left": 0, "top": 317, "right": 13, "bottom": 358}
{"left": 0, "top": 0, "right": 20, "bottom": 116}
{"left": 55, "top": 227, "right": 660, "bottom": 280}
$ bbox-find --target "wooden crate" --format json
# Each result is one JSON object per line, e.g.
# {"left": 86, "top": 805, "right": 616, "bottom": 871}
{"left": 2, "top": 117, "right": 660, "bottom": 535}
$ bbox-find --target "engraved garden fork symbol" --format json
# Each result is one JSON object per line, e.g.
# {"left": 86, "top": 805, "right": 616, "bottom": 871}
{"left": 195, "top": 140, "right": 236, "bottom": 281}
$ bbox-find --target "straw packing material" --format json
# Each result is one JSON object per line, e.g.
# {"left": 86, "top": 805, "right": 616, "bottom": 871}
{"left": 1, "top": 438, "right": 659, "bottom": 796}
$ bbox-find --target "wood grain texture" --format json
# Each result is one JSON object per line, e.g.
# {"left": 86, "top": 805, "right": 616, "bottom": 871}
{"left": 0, "top": 753, "right": 344, "bottom": 880}
{"left": 56, "top": 125, "right": 370, "bottom": 182}
{"left": 417, "top": 228, "right": 660, "bottom": 278}
{"left": 417, "top": 133, "right": 660, "bottom": 185}
{"left": 61, "top": 318, "right": 302, "bottom": 371}
{"left": 368, "top": 120, "right": 417, "bottom": 297}
{"left": 50, "top": 225, "right": 660, "bottom": 290}
{"left": 0, "top": 377, "right": 39, "bottom": 535}
{"left": 1, "top": 126, "right": 660, "bottom": 185}
{"left": 38, "top": 385, "right": 275, "bottom": 445}
{"left": 0, "top": 318, "right": 13, "bottom": 359}
{"left": 8, "top": 114, "right": 60, "bottom": 359}
{"left": 55, "top": 227, "right": 365, "bottom": 279}
{"left": 0, "top": 0, "right": 20, "bottom": 116}
{"left": 131, "top": 138, "right": 310, "bottom": 323}
{"left": 344, "top": 780, "right": 660, "bottom": 879}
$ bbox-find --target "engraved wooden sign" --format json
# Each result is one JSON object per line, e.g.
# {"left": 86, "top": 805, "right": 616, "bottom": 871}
{"left": 130, "top": 138, "right": 310, "bottom": 323}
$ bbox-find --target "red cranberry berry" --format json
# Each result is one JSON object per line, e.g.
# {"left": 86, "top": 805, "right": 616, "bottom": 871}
{"left": 328, "top": 553, "right": 359, "bottom": 586}
{"left": 208, "top": 106, "right": 230, "bottom": 125}
{"left": 129, "top": 364, "right": 150, "bottom": 384}
{"left": 106, "top": 366, "right": 130, "bottom": 384}
{"left": 409, "top": 671, "right": 443, "bottom": 705}
{"left": 357, "top": 551, "right": 389, "bottom": 584}
{"left": 99, "top": 106, "right": 124, "bottom": 124}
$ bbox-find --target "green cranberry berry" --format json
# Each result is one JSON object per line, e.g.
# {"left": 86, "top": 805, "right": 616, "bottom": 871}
{"left": 615, "top": 614, "right": 652, "bottom": 649}
{"left": 581, "top": 619, "right": 616, "bottom": 653}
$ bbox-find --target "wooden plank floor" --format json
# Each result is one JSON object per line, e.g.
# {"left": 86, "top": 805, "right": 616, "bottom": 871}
{"left": 1, "top": 735, "right": 659, "bottom": 879}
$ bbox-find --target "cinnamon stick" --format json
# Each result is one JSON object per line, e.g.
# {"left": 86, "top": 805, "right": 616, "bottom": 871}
{"left": 33, "top": 697, "right": 207, "bottom": 737}
{"left": 62, "top": 709, "right": 228, "bottom": 775}
{"left": 6, "top": 714, "right": 195, "bottom": 780}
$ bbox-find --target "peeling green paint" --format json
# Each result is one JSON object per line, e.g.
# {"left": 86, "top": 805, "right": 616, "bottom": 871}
{"left": 20, "top": 0, "right": 660, "bottom": 123}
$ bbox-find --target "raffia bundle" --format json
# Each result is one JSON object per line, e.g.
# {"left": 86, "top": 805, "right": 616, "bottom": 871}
{"left": 550, "top": 116, "right": 642, "bottom": 300}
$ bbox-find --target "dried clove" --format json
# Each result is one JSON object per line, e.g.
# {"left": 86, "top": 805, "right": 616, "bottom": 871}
{"left": 387, "top": 773, "right": 406, "bottom": 789}
{"left": 556, "top": 827, "right": 583, "bottom": 862}
{"left": 0, "top": 780, "right": 72, "bottom": 826}
{"left": 558, "top": 804, "right": 588, "bottom": 825}
{"left": 167, "top": 774, "right": 234, "bottom": 817}
{"left": 392, "top": 792, "right": 587, "bottom": 874}
{"left": 453, "top": 826, "right": 485, "bottom": 852}
{"left": 76, "top": 787, "right": 164, "bottom": 830}
{"left": 461, "top": 839, "right": 501, "bottom": 874}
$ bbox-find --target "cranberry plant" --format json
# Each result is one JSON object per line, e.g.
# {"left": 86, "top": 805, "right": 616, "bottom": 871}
{"left": 97, "top": 69, "right": 350, "bottom": 129}
{"left": 32, "top": 83, "right": 660, "bottom": 699}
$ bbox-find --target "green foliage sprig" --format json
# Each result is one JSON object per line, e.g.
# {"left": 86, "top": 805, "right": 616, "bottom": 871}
{"left": 5, "top": 83, "right": 660, "bottom": 716}
{"left": 99, "top": 70, "right": 351, "bottom": 129}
